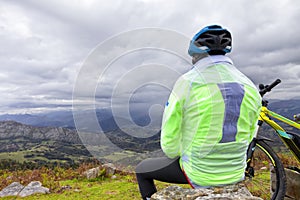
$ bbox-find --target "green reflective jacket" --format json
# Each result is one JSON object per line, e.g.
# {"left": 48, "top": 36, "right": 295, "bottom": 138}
{"left": 161, "top": 55, "right": 261, "bottom": 187}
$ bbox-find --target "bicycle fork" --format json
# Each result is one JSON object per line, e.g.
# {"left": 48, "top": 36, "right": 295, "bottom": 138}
{"left": 245, "top": 120, "right": 271, "bottom": 177}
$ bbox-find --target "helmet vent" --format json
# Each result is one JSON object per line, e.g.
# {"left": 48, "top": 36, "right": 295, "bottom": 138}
{"left": 188, "top": 25, "right": 232, "bottom": 56}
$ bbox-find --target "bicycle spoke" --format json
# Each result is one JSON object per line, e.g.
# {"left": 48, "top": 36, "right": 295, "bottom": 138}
{"left": 244, "top": 178, "right": 272, "bottom": 198}
{"left": 244, "top": 140, "right": 286, "bottom": 200}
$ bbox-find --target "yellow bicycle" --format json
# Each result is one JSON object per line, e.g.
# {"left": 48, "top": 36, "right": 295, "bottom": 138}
{"left": 244, "top": 79, "right": 300, "bottom": 200}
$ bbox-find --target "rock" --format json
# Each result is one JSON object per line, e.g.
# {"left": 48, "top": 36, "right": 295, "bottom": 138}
{"left": 84, "top": 166, "right": 101, "bottom": 179}
{"left": 0, "top": 182, "right": 24, "bottom": 197}
{"left": 260, "top": 167, "right": 267, "bottom": 170}
{"left": 61, "top": 185, "right": 72, "bottom": 190}
{"left": 83, "top": 164, "right": 116, "bottom": 179}
{"left": 150, "top": 184, "right": 263, "bottom": 200}
{"left": 284, "top": 168, "right": 300, "bottom": 199}
{"left": 111, "top": 175, "right": 117, "bottom": 179}
{"left": 271, "top": 167, "right": 300, "bottom": 200}
{"left": 102, "top": 163, "right": 116, "bottom": 176}
{"left": 57, "top": 185, "right": 72, "bottom": 193}
{"left": 0, "top": 181, "right": 49, "bottom": 198}
{"left": 18, "top": 181, "right": 50, "bottom": 197}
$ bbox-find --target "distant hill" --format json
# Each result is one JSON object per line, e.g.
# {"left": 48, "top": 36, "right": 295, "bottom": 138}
{"left": 0, "top": 99, "right": 298, "bottom": 165}
{"left": 0, "top": 99, "right": 298, "bottom": 130}
{"left": 0, "top": 121, "right": 81, "bottom": 144}
{"left": 0, "top": 121, "right": 92, "bottom": 166}
{"left": 0, "top": 108, "right": 157, "bottom": 131}
{"left": 268, "top": 99, "right": 300, "bottom": 120}
{"left": 0, "top": 111, "right": 75, "bottom": 128}
{"left": 0, "top": 120, "right": 162, "bottom": 166}
{"left": 254, "top": 99, "right": 299, "bottom": 149}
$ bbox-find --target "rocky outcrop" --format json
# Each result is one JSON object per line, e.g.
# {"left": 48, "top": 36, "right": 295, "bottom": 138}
{"left": 150, "top": 184, "right": 263, "bottom": 200}
{"left": 84, "top": 166, "right": 102, "bottom": 179}
{"left": 271, "top": 167, "right": 300, "bottom": 199}
{"left": 83, "top": 163, "right": 117, "bottom": 179}
{"left": 0, "top": 182, "right": 24, "bottom": 197}
{"left": 102, "top": 163, "right": 116, "bottom": 176}
{"left": 18, "top": 181, "right": 50, "bottom": 197}
{"left": 0, "top": 181, "right": 50, "bottom": 198}
{"left": 283, "top": 168, "right": 300, "bottom": 200}
{"left": 0, "top": 121, "right": 81, "bottom": 144}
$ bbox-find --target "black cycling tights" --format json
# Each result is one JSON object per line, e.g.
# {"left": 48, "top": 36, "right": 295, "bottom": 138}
{"left": 135, "top": 157, "right": 189, "bottom": 200}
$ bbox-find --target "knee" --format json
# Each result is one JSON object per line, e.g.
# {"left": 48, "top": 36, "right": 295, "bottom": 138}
{"left": 136, "top": 158, "right": 155, "bottom": 174}
{"left": 135, "top": 159, "right": 146, "bottom": 174}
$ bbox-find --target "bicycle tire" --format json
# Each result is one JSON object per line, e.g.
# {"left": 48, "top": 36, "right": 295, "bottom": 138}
{"left": 244, "top": 140, "right": 287, "bottom": 200}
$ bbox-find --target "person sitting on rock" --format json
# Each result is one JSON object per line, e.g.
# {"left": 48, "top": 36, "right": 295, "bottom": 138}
{"left": 135, "top": 25, "right": 262, "bottom": 200}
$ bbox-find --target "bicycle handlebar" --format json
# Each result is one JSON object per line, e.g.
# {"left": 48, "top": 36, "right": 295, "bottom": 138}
{"left": 259, "top": 79, "right": 281, "bottom": 97}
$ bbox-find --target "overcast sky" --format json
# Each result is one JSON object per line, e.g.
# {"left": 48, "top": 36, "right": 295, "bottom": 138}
{"left": 1, "top": 0, "right": 300, "bottom": 115}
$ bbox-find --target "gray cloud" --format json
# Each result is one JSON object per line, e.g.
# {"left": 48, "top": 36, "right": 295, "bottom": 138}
{"left": 0, "top": 0, "right": 299, "bottom": 114}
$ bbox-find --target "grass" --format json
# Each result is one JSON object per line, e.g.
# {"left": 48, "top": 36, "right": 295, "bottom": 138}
{"left": 243, "top": 147, "right": 300, "bottom": 199}
{"left": 0, "top": 139, "right": 93, "bottom": 166}
{"left": 3, "top": 177, "right": 140, "bottom": 200}
{"left": 0, "top": 162, "right": 185, "bottom": 200}
{"left": 244, "top": 168, "right": 272, "bottom": 199}
{"left": 0, "top": 148, "right": 298, "bottom": 200}
{"left": 103, "top": 152, "right": 132, "bottom": 162}
{"left": 0, "top": 152, "right": 27, "bottom": 162}
{"left": 0, "top": 175, "right": 182, "bottom": 200}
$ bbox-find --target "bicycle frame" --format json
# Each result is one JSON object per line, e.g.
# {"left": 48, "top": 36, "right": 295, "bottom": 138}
{"left": 259, "top": 106, "right": 300, "bottom": 162}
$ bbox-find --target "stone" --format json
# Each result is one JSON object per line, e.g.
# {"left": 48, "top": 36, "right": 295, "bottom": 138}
{"left": 18, "top": 181, "right": 50, "bottom": 197}
{"left": 271, "top": 167, "right": 300, "bottom": 199}
{"left": 102, "top": 163, "right": 116, "bottom": 176}
{"left": 0, "top": 181, "right": 49, "bottom": 198}
{"left": 57, "top": 185, "right": 72, "bottom": 193}
{"left": 61, "top": 185, "right": 72, "bottom": 190}
{"left": 0, "top": 182, "right": 24, "bottom": 197}
{"left": 284, "top": 168, "right": 300, "bottom": 200}
{"left": 150, "top": 184, "right": 263, "bottom": 200}
{"left": 84, "top": 166, "right": 101, "bottom": 179}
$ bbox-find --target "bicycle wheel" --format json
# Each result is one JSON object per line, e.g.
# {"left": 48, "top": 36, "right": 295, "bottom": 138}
{"left": 244, "top": 140, "right": 286, "bottom": 200}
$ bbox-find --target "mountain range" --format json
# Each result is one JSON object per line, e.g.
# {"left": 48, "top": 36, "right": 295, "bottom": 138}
{"left": 0, "top": 99, "right": 298, "bottom": 166}
{"left": 0, "top": 107, "right": 158, "bottom": 131}
{"left": 1, "top": 99, "right": 299, "bottom": 130}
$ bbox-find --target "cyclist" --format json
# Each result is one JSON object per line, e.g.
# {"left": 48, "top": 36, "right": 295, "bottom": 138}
{"left": 135, "top": 25, "right": 262, "bottom": 200}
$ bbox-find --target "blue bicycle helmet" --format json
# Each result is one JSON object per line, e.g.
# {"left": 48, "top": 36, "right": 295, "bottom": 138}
{"left": 188, "top": 25, "right": 232, "bottom": 56}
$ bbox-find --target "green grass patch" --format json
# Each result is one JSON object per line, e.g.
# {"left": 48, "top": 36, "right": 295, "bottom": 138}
{"left": 0, "top": 164, "right": 191, "bottom": 200}
{"left": 0, "top": 152, "right": 27, "bottom": 162}
{"left": 0, "top": 175, "right": 186, "bottom": 200}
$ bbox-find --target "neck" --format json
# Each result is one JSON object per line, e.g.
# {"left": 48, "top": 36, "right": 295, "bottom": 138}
{"left": 192, "top": 54, "right": 208, "bottom": 64}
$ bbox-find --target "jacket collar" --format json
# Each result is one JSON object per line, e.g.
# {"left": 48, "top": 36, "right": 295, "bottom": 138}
{"left": 193, "top": 55, "right": 233, "bottom": 71}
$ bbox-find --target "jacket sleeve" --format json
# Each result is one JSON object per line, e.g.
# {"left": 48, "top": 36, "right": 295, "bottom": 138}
{"left": 160, "top": 77, "right": 188, "bottom": 158}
